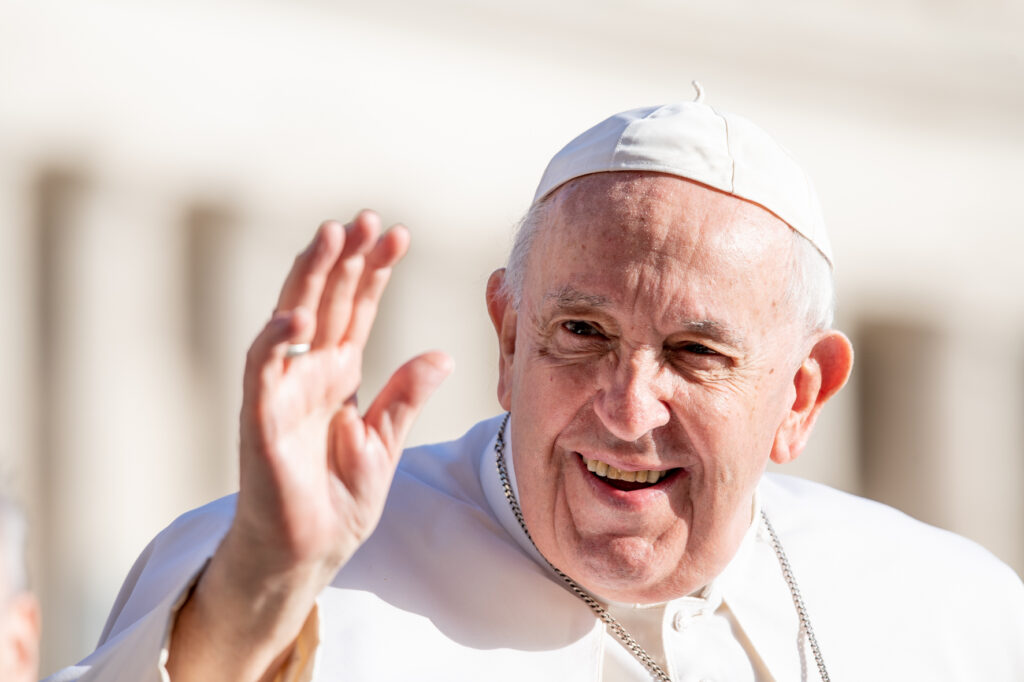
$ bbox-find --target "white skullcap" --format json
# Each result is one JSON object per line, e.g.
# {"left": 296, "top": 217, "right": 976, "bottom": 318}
{"left": 533, "top": 90, "right": 833, "bottom": 267}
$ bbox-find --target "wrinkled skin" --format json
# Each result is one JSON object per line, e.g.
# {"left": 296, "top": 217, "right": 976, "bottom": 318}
{"left": 487, "top": 172, "right": 852, "bottom": 604}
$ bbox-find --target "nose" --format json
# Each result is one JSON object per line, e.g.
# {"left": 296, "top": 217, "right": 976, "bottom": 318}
{"left": 592, "top": 350, "right": 671, "bottom": 442}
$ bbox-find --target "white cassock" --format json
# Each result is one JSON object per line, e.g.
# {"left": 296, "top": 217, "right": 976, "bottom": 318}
{"left": 46, "top": 415, "right": 1024, "bottom": 682}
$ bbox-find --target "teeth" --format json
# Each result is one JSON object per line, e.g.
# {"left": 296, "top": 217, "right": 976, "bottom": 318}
{"left": 582, "top": 456, "right": 664, "bottom": 485}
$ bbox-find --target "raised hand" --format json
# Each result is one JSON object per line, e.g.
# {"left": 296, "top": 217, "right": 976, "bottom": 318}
{"left": 167, "top": 212, "right": 451, "bottom": 682}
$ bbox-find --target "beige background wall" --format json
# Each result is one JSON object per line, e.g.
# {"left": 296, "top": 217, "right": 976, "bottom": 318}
{"left": 1, "top": 0, "right": 1022, "bottom": 675}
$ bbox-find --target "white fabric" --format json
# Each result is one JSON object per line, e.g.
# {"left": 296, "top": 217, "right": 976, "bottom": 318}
{"left": 602, "top": 572, "right": 770, "bottom": 682}
{"left": 533, "top": 101, "right": 833, "bottom": 266}
{"left": 598, "top": 510, "right": 769, "bottom": 682}
{"left": 47, "top": 415, "right": 1024, "bottom": 681}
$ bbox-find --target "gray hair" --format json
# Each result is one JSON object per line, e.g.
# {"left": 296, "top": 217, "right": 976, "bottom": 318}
{"left": 499, "top": 197, "right": 553, "bottom": 310}
{"left": 500, "top": 196, "right": 836, "bottom": 333}
{"left": 783, "top": 228, "right": 835, "bottom": 332}
{"left": 0, "top": 496, "right": 29, "bottom": 596}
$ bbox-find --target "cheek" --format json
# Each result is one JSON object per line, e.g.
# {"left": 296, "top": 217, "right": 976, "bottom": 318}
{"left": 510, "top": 357, "right": 600, "bottom": 511}
{"left": 673, "top": 381, "right": 750, "bottom": 434}
{"left": 700, "top": 361, "right": 791, "bottom": 424}
{"left": 748, "top": 363, "right": 798, "bottom": 429}
{"left": 511, "top": 345, "right": 600, "bottom": 414}
{"left": 671, "top": 380, "right": 781, "bottom": 472}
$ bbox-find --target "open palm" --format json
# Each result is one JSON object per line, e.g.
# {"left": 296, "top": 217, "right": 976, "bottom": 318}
{"left": 235, "top": 211, "right": 451, "bottom": 577}
{"left": 167, "top": 212, "right": 450, "bottom": 682}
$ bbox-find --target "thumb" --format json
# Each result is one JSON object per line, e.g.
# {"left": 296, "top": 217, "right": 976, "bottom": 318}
{"left": 364, "top": 351, "right": 453, "bottom": 457}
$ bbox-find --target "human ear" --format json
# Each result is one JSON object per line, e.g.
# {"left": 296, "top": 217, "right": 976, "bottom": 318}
{"left": 770, "top": 330, "right": 854, "bottom": 465}
{"left": 486, "top": 269, "right": 518, "bottom": 411}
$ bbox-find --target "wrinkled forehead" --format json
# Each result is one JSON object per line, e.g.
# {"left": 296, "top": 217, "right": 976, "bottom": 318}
{"left": 514, "top": 173, "right": 801, "bottom": 342}
{"left": 535, "top": 172, "right": 797, "bottom": 270}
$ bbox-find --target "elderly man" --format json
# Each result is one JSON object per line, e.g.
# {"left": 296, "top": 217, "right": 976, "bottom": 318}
{"left": 0, "top": 496, "right": 39, "bottom": 682}
{"left": 49, "top": 96, "right": 1023, "bottom": 681}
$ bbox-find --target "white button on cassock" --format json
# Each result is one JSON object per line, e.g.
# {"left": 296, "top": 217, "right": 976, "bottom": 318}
{"left": 672, "top": 611, "right": 691, "bottom": 632}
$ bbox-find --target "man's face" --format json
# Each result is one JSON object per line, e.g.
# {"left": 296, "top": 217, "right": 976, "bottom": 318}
{"left": 492, "top": 172, "right": 813, "bottom": 603}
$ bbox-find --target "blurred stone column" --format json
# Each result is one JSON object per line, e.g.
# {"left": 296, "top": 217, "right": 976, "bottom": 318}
{"left": 0, "top": 161, "right": 42, "bottom": 603}
{"left": 941, "top": 325, "right": 1024, "bottom": 573}
{"left": 857, "top": 318, "right": 1024, "bottom": 574}
{"left": 29, "top": 167, "right": 93, "bottom": 673}
{"left": 29, "top": 169, "right": 202, "bottom": 674}
{"left": 183, "top": 202, "right": 242, "bottom": 497}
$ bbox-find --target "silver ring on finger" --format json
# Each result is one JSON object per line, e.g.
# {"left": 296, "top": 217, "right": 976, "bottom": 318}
{"left": 285, "top": 343, "right": 311, "bottom": 358}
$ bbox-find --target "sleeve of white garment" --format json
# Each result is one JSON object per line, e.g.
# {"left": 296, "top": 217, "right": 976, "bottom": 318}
{"left": 43, "top": 576, "right": 196, "bottom": 682}
{"left": 39, "top": 495, "right": 325, "bottom": 682}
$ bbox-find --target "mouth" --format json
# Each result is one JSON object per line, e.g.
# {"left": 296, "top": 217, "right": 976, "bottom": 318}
{"left": 578, "top": 453, "right": 682, "bottom": 492}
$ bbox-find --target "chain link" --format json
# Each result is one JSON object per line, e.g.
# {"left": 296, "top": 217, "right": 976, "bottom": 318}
{"left": 493, "top": 414, "right": 830, "bottom": 681}
{"left": 759, "top": 511, "right": 830, "bottom": 682}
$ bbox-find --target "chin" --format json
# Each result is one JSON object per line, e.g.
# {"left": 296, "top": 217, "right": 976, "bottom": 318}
{"left": 570, "top": 535, "right": 691, "bottom": 603}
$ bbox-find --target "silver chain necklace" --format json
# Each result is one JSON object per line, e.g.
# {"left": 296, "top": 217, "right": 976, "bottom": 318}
{"left": 494, "top": 414, "right": 830, "bottom": 682}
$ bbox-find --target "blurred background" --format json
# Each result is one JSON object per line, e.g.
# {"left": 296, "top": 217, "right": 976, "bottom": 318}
{"left": 1, "top": 0, "right": 1022, "bottom": 675}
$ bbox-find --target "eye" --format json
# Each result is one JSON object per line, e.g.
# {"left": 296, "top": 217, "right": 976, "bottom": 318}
{"left": 563, "top": 320, "right": 602, "bottom": 337}
{"left": 666, "top": 341, "right": 732, "bottom": 372}
{"left": 680, "top": 342, "right": 719, "bottom": 356}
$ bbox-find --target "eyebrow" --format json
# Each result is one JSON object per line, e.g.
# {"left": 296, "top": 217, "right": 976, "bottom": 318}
{"left": 543, "top": 285, "right": 746, "bottom": 347}
{"left": 545, "top": 286, "right": 610, "bottom": 309}
{"left": 680, "top": 319, "right": 746, "bottom": 347}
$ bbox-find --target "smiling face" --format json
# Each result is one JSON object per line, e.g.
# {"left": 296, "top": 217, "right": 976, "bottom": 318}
{"left": 487, "top": 172, "right": 848, "bottom": 603}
